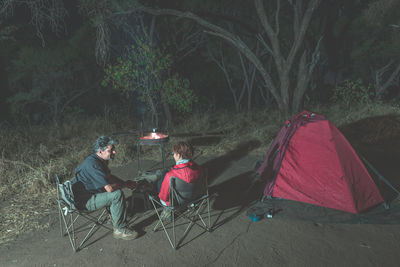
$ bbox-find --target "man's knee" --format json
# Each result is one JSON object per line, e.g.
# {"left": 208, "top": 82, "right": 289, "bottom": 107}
{"left": 110, "top": 189, "right": 124, "bottom": 201}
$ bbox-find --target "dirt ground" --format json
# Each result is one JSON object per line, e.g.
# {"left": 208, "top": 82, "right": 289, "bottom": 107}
{"left": 1, "top": 116, "right": 400, "bottom": 267}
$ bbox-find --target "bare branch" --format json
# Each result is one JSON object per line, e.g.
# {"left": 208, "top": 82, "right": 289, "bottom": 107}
{"left": 1, "top": 0, "right": 16, "bottom": 16}
{"left": 287, "top": 0, "right": 320, "bottom": 72}
{"left": 2, "top": 0, "right": 67, "bottom": 47}
{"left": 149, "top": 15, "right": 156, "bottom": 43}
{"left": 254, "top": 0, "right": 283, "bottom": 72}
{"left": 309, "top": 36, "right": 323, "bottom": 75}
{"left": 290, "top": 0, "right": 300, "bottom": 40}
{"left": 374, "top": 60, "right": 393, "bottom": 91}
{"left": 256, "top": 33, "right": 273, "bottom": 55}
{"left": 292, "top": 35, "right": 322, "bottom": 112}
{"left": 139, "top": 15, "right": 149, "bottom": 41}
{"left": 127, "top": 2, "right": 320, "bottom": 115}
{"left": 275, "top": 0, "right": 281, "bottom": 35}
{"left": 168, "top": 20, "right": 206, "bottom": 60}
{"left": 207, "top": 43, "right": 243, "bottom": 111}
{"left": 95, "top": 14, "right": 110, "bottom": 65}
{"left": 374, "top": 60, "right": 400, "bottom": 96}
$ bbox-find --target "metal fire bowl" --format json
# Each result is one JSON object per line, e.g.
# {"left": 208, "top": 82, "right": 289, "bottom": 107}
{"left": 139, "top": 134, "right": 169, "bottom": 145}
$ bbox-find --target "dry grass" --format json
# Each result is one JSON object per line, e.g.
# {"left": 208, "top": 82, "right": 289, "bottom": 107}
{"left": 1, "top": 101, "right": 399, "bottom": 244}
{"left": 311, "top": 101, "right": 400, "bottom": 126}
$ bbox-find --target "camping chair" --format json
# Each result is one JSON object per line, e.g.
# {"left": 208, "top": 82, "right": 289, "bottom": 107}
{"left": 148, "top": 168, "right": 212, "bottom": 250}
{"left": 55, "top": 175, "right": 111, "bottom": 252}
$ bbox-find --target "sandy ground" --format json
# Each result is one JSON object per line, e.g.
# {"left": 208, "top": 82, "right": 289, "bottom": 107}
{"left": 2, "top": 120, "right": 400, "bottom": 267}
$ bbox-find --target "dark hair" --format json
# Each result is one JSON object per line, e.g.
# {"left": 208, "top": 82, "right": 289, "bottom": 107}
{"left": 93, "top": 136, "right": 116, "bottom": 153}
{"left": 172, "top": 141, "right": 194, "bottom": 159}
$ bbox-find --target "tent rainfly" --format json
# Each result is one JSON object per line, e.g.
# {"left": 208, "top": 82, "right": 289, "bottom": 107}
{"left": 257, "top": 111, "right": 384, "bottom": 214}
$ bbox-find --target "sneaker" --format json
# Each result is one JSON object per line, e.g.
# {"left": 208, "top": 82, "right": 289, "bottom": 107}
{"left": 113, "top": 227, "right": 139, "bottom": 240}
{"left": 105, "top": 213, "right": 112, "bottom": 225}
{"left": 160, "top": 208, "right": 172, "bottom": 222}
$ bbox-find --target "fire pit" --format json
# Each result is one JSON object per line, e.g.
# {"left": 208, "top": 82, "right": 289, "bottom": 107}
{"left": 137, "top": 131, "right": 169, "bottom": 174}
{"left": 139, "top": 132, "right": 169, "bottom": 145}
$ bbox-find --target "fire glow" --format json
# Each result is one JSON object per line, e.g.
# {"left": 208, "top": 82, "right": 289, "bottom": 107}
{"left": 140, "top": 132, "right": 168, "bottom": 140}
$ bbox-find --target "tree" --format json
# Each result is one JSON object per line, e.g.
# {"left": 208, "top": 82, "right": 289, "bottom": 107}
{"left": 7, "top": 25, "right": 98, "bottom": 125}
{"left": 349, "top": 0, "right": 400, "bottom": 98}
{"left": 206, "top": 39, "right": 260, "bottom": 112}
{"left": 125, "top": 0, "right": 322, "bottom": 117}
{"left": 1, "top": 0, "right": 67, "bottom": 46}
{"left": 2, "top": 0, "right": 324, "bottom": 117}
{"left": 102, "top": 38, "right": 197, "bottom": 127}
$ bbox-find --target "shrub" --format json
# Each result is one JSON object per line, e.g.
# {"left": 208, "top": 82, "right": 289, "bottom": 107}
{"left": 332, "top": 79, "right": 374, "bottom": 106}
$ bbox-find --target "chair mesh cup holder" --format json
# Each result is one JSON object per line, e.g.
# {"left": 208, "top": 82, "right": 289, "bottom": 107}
{"left": 55, "top": 175, "right": 111, "bottom": 252}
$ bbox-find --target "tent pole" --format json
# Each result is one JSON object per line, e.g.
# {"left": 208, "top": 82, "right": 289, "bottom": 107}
{"left": 360, "top": 155, "right": 400, "bottom": 197}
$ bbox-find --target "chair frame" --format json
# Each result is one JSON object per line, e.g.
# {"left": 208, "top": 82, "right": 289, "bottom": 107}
{"left": 56, "top": 175, "right": 111, "bottom": 252}
{"left": 149, "top": 169, "right": 211, "bottom": 250}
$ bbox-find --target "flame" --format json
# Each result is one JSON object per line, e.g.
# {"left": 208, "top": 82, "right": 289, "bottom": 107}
{"left": 140, "top": 132, "right": 168, "bottom": 140}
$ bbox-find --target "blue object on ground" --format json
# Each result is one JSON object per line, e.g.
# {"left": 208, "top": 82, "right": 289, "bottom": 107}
{"left": 249, "top": 213, "right": 261, "bottom": 222}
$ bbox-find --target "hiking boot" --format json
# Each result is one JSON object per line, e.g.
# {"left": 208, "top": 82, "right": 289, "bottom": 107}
{"left": 113, "top": 227, "right": 139, "bottom": 240}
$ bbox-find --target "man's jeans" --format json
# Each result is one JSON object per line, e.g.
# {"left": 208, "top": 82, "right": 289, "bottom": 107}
{"left": 85, "top": 190, "right": 127, "bottom": 230}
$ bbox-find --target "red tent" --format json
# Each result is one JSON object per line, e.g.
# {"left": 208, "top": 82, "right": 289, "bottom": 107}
{"left": 257, "top": 111, "right": 383, "bottom": 214}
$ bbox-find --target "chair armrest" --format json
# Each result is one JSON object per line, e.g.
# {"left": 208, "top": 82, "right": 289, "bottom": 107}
{"left": 148, "top": 194, "right": 162, "bottom": 206}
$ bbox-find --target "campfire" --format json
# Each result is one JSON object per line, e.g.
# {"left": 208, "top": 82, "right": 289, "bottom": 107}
{"left": 137, "top": 130, "right": 169, "bottom": 173}
{"left": 139, "top": 130, "right": 169, "bottom": 145}
{"left": 140, "top": 132, "right": 169, "bottom": 140}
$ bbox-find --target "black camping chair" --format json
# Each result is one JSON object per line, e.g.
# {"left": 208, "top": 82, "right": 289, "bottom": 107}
{"left": 55, "top": 175, "right": 111, "bottom": 252}
{"left": 148, "top": 168, "right": 212, "bottom": 250}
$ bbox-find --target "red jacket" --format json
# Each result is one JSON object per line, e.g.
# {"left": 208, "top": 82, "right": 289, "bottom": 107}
{"left": 158, "top": 161, "right": 203, "bottom": 206}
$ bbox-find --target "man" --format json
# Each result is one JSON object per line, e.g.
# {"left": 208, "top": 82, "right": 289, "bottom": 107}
{"left": 72, "top": 136, "right": 138, "bottom": 240}
{"left": 158, "top": 141, "right": 203, "bottom": 219}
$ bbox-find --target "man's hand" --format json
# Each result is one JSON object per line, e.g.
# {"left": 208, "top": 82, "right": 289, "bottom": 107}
{"left": 125, "top": 180, "right": 137, "bottom": 190}
{"left": 104, "top": 183, "right": 121, "bottom": 192}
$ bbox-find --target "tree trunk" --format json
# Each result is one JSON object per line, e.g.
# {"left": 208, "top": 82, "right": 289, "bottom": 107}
{"left": 146, "top": 93, "right": 158, "bottom": 128}
{"left": 128, "top": 0, "right": 321, "bottom": 117}
{"left": 160, "top": 91, "right": 172, "bottom": 127}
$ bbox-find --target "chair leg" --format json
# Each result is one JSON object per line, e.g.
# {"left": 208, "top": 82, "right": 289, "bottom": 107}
{"left": 195, "top": 202, "right": 207, "bottom": 227}
{"left": 184, "top": 201, "right": 208, "bottom": 230}
{"left": 57, "top": 202, "right": 64, "bottom": 237}
{"left": 179, "top": 215, "right": 195, "bottom": 247}
{"left": 172, "top": 210, "right": 176, "bottom": 249}
{"left": 76, "top": 208, "right": 108, "bottom": 251}
{"left": 148, "top": 196, "right": 213, "bottom": 250}
{"left": 59, "top": 210, "right": 77, "bottom": 252}
{"left": 151, "top": 206, "right": 162, "bottom": 231}
{"left": 174, "top": 205, "right": 207, "bottom": 249}
{"left": 207, "top": 197, "right": 211, "bottom": 230}
{"left": 59, "top": 207, "right": 111, "bottom": 252}
{"left": 149, "top": 198, "right": 176, "bottom": 249}
{"left": 70, "top": 213, "right": 77, "bottom": 252}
